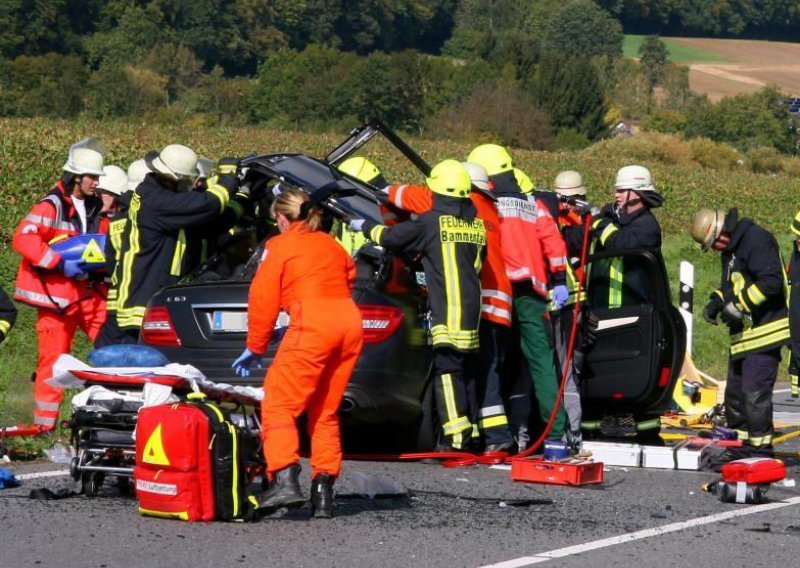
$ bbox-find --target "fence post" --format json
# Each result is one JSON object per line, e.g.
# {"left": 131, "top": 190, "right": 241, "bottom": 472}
{"left": 679, "top": 260, "right": 694, "bottom": 356}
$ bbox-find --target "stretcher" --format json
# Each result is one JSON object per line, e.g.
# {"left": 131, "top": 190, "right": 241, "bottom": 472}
{"left": 48, "top": 355, "right": 265, "bottom": 497}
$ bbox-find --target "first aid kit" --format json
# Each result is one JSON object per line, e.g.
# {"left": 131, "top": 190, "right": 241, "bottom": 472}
{"left": 708, "top": 458, "right": 787, "bottom": 504}
{"left": 134, "top": 395, "right": 249, "bottom": 522}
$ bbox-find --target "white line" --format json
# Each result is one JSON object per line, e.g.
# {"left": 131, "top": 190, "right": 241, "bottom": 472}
{"left": 16, "top": 469, "right": 71, "bottom": 481}
{"left": 479, "top": 496, "right": 800, "bottom": 568}
{"left": 774, "top": 388, "right": 791, "bottom": 394}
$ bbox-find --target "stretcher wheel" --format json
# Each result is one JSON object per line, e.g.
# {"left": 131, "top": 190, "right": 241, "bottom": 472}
{"left": 82, "top": 473, "right": 103, "bottom": 497}
{"left": 116, "top": 476, "right": 133, "bottom": 496}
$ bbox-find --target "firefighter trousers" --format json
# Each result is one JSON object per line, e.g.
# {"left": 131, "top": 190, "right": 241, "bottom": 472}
{"left": 33, "top": 294, "right": 107, "bottom": 429}
{"left": 476, "top": 321, "right": 512, "bottom": 446}
{"left": 552, "top": 308, "right": 583, "bottom": 444}
{"left": 726, "top": 348, "right": 781, "bottom": 449}
{"left": 261, "top": 298, "right": 363, "bottom": 479}
{"left": 433, "top": 346, "right": 475, "bottom": 449}
{"left": 94, "top": 313, "right": 139, "bottom": 348}
{"left": 513, "top": 292, "right": 567, "bottom": 440}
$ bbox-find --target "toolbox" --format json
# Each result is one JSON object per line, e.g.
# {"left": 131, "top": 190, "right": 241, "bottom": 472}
{"left": 675, "top": 440, "right": 712, "bottom": 470}
{"left": 511, "top": 457, "right": 604, "bottom": 486}
{"left": 582, "top": 441, "right": 642, "bottom": 467}
{"left": 641, "top": 445, "right": 676, "bottom": 469}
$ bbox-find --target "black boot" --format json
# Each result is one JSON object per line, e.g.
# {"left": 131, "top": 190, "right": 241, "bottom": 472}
{"left": 257, "top": 463, "right": 305, "bottom": 515}
{"left": 310, "top": 473, "right": 334, "bottom": 519}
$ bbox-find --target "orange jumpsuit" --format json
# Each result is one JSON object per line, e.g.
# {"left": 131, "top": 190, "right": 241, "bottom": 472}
{"left": 246, "top": 222, "right": 364, "bottom": 479}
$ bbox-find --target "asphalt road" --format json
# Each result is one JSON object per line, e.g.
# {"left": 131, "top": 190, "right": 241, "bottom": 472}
{"left": 1, "top": 392, "right": 799, "bottom": 568}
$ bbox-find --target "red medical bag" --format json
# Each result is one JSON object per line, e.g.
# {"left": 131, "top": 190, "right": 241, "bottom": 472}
{"left": 134, "top": 397, "right": 248, "bottom": 522}
{"left": 721, "top": 458, "right": 786, "bottom": 485}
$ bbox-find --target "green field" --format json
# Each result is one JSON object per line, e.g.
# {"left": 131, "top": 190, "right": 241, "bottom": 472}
{"left": 1, "top": 118, "right": 798, "bottom": 428}
{"left": 623, "top": 35, "right": 729, "bottom": 63}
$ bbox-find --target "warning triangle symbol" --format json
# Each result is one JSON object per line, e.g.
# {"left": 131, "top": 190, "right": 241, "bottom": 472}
{"left": 81, "top": 238, "right": 106, "bottom": 264}
{"left": 142, "top": 423, "right": 171, "bottom": 466}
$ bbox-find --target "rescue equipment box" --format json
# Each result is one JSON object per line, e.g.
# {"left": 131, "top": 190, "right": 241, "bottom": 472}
{"left": 641, "top": 445, "right": 675, "bottom": 469}
{"left": 722, "top": 458, "right": 786, "bottom": 485}
{"left": 674, "top": 441, "right": 712, "bottom": 471}
{"left": 582, "top": 441, "right": 642, "bottom": 467}
{"left": 134, "top": 398, "right": 248, "bottom": 522}
{"left": 510, "top": 457, "right": 604, "bottom": 486}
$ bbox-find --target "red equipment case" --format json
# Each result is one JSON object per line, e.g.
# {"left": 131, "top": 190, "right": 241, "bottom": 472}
{"left": 511, "top": 457, "right": 604, "bottom": 486}
{"left": 134, "top": 398, "right": 248, "bottom": 522}
{"left": 722, "top": 458, "right": 786, "bottom": 485}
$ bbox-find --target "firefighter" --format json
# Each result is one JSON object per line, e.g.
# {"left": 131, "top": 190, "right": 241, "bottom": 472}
{"left": 789, "top": 210, "right": 800, "bottom": 399}
{"left": 382, "top": 161, "right": 515, "bottom": 452}
{"left": 692, "top": 208, "right": 789, "bottom": 456}
{"left": 353, "top": 159, "right": 486, "bottom": 451}
{"left": 103, "top": 145, "right": 244, "bottom": 343}
{"left": 336, "top": 156, "right": 393, "bottom": 254}
{"left": 12, "top": 140, "right": 108, "bottom": 430}
{"left": 232, "top": 188, "right": 363, "bottom": 519}
{"left": 582, "top": 165, "right": 665, "bottom": 443}
{"left": 468, "top": 144, "right": 570, "bottom": 443}
{"left": 551, "top": 170, "right": 591, "bottom": 450}
{"left": 0, "top": 285, "right": 16, "bottom": 344}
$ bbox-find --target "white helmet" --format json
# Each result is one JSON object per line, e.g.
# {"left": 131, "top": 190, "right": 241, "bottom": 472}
{"left": 63, "top": 137, "right": 106, "bottom": 176}
{"left": 145, "top": 144, "right": 199, "bottom": 181}
{"left": 554, "top": 170, "right": 586, "bottom": 197}
{"left": 614, "top": 165, "right": 655, "bottom": 192}
{"left": 461, "top": 161, "right": 491, "bottom": 191}
{"left": 126, "top": 159, "right": 151, "bottom": 192}
{"left": 97, "top": 165, "right": 128, "bottom": 196}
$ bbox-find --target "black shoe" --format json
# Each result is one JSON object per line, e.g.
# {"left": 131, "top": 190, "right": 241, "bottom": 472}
{"left": 257, "top": 463, "right": 306, "bottom": 515}
{"left": 310, "top": 473, "right": 334, "bottom": 519}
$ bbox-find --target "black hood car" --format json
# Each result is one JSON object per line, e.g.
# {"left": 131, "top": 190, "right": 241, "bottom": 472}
{"left": 139, "top": 121, "right": 685, "bottom": 450}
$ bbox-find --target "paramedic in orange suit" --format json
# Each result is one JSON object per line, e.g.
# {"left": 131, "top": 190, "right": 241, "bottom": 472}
{"left": 231, "top": 187, "right": 363, "bottom": 519}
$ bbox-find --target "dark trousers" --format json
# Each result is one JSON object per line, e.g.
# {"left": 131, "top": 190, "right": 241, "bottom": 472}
{"left": 476, "top": 321, "right": 512, "bottom": 445}
{"left": 726, "top": 348, "right": 781, "bottom": 448}
{"left": 94, "top": 316, "right": 139, "bottom": 348}
{"left": 433, "top": 347, "right": 474, "bottom": 450}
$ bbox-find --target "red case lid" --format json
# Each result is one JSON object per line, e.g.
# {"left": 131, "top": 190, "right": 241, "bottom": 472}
{"left": 722, "top": 458, "right": 786, "bottom": 484}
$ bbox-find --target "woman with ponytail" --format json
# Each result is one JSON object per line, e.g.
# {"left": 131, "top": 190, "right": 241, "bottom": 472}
{"left": 231, "top": 188, "right": 364, "bottom": 518}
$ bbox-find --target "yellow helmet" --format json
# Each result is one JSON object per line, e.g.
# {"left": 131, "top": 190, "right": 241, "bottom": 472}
{"left": 514, "top": 168, "right": 534, "bottom": 194}
{"left": 467, "top": 144, "right": 513, "bottom": 176}
{"left": 690, "top": 208, "right": 727, "bottom": 251}
{"left": 339, "top": 156, "right": 382, "bottom": 184}
{"left": 426, "top": 159, "right": 471, "bottom": 198}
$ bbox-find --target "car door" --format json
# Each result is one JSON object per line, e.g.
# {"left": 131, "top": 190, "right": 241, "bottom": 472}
{"left": 582, "top": 249, "right": 686, "bottom": 413}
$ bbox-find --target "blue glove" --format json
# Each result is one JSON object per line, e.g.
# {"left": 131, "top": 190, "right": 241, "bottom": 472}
{"left": 0, "top": 467, "right": 21, "bottom": 489}
{"left": 552, "top": 285, "right": 569, "bottom": 310}
{"left": 231, "top": 348, "right": 262, "bottom": 377}
{"left": 60, "top": 259, "right": 87, "bottom": 279}
{"left": 349, "top": 219, "right": 365, "bottom": 232}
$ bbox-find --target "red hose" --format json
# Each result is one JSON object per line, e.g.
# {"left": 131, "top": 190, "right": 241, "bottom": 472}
{"left": 344, "top": 213, "right": 594, "bottom": 467}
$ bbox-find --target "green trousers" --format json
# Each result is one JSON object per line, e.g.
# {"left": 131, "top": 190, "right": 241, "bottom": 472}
{"left": 513, "top": 293, "right": 567, "bottom": 439}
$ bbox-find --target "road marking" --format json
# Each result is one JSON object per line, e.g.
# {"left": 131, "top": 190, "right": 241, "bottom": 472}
{"left": 480, "top": 496, "right": 800, "bottom": 567}
{"left": 16, "top": 469, "right": 71, "bottom": 481}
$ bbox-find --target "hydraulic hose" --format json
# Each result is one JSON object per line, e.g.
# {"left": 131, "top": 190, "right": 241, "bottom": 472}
{"left": 342, "top": 212, "right": 594, "bottom": 467}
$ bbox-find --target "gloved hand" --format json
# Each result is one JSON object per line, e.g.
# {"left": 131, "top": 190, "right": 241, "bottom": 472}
{"left": 703, "top": 296, "right": 724, "bottom": 325}
{"left": 231, "top": 348, "right": 262, "bottom": 377}
{"left": 218, "top": 157, "right": 240, "bottom": 175}
{"left": 790, "top": 373, "right": 798, "bottom": 398}
{"left": 60, "top": 259, "right": 88, "bottom": 279}
{"left": 720, "top": 301, "right": 744, "bottom": 326}
{"left": 552, "top": 285, "right": 569, "bottom": 310}
{"left": 349, "top": 219, "right": 365, "bottom": 232}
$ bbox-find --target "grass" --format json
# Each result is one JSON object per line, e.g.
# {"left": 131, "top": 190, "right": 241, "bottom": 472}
{"left": 623, "top": 35, "right": 729, "bottom": 63}
{"left": 2, "top": 117, "right": 799, "bottom": 429}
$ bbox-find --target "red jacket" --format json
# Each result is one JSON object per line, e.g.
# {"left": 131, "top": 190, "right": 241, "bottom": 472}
{"left": 247, "top": 222, "right": 357, "bottom": 354}
{"left": 13, "top": 180, "right": 105, "bottom": 310}
{"left": 387, "top": 184, "right": 512, "bottom": 327}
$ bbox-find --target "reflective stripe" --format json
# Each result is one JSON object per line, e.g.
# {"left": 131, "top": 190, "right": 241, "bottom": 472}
{"left": 228, "top": 200, "right": 244, "bottom": 219}
{"left": 170, "top": 229, "right": 186, "bottom": 277}
{"left": 24, "top": 214, "right": 73, "bottom": 232}
{"left": 37, "top": 248, "right": 58, "bottom": 269}
{"left": 730, "top": 317, "right": 790, "bottom": 356}
{"left": 635, "top": 418, "right": 661, "bottom": 431}
{"left": 747, "top": 434, "right": 772, "bottom": 447}
{"left": 442, "top": 416, "right": 472, "bottom": 435}
{"left": 479, "top": 405, "right": 506, "bottom": 418}
{"left": 206, "top": 184, "right": 230, "bottom": 212}
{"left": 15, "top": 288, "right": 70, "bottom": 309}
{"left": 369, "top": 225, "right": 386, "bottom": 243}
{"left": 36, "top": 401, "right": 61, "bottom": 411}
{"left": 481, "top": 305, "right": 512, "bottom": 321}
{"left": 599, "top": 224, "right": 618, "bottom": 246}
{"left": 116, "top": 193, "right": 141, "bottom": 314}
{"left": 481, "top": 289, "right": 513, "bottom": 304}
{"left": 792, "top": 211, "right": 800, "bottom": 237}
{"left": 441, "top": 242, "right": 461, "bottom": 332}
{"left": 394, "top": 185, "right": 408, "bottom": 209}
{"left": 735, "top": 429, "right": 749, "bottom": 441}
{"left": 480, "top": 415, "right": 509, "bottom": 430}
{"left": 713, "top": 289, "right": 725, "bottom": 302}
{"left": 431, "top": 325, "right": 479, "bottom": 350}
{"left": 581, "top": 421, "right": 601, "bottom": 430}
{"left": 117, "top": 305, "right": 146, "bottom": 328}
{"left": 549, "top": 256, "right": 567, "bottom": 268}
{"left": 0, "top": 320, "right": 10, "bottom": 335}
{"left": 34, "top": 416, "right": 57, "bottom": 426}
{"left": 746, "top": 285, "right": 767, "bottom": 307}
{"left": 609, "top": 258, "right": 623, "bottom": 308}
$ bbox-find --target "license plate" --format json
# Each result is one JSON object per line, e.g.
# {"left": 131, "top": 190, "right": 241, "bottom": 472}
{"left": 212, "top": 311, "right": 248, "bottom": 332}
